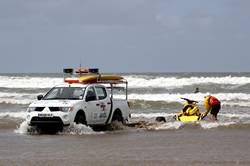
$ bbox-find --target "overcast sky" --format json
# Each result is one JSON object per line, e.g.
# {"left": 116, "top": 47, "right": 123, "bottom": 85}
{"left": 0, "top": 0, "right": 250, "bottom": 73}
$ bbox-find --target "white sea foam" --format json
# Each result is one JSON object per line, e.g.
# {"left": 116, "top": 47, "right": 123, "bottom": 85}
{"left": 131, "top": 112, "right": 175, "bottom": 119}
{"left": 14, "top": 121, "right": 32, "bottom": 134}
{"left": 61, "top": 123, "right": 104, "bottom": 135}
{"left": 1, "top": 91, "right": 250, "bottom": 106}
{"left": 0, "top": 92, "right": 39, "bottom": 105}
{"left": 130, "top": 112, "right": 250, "bottom": 130}
{"left": 0, "top": 76, "right": 62, "bottom": 89}
{"left": 127, "top": 92, "right": 250, "bottom": 105}
{"left": 0, "top": 111, "right": 26, "bottom": 119}
{"left": 199, "top": 121, "right": 237, "bottom": 129}
{"left": 0, "top": 98, "right": 33, "bottom": 105}
{"left": 223, "top": 101, "right": 250, "bottom": 107}
{"left": 0, "top": 92, "right": 39, "bottom": 98}
{"left": 152, "top": 121, "right": 241, "bottom": 130}
{"left": 125, "top": 75, "right": 250, "bottom": 88}
{"left": 131, "top": 112, "right": 250, "bottom": 120}
{"left": 14, "top": 121, "right": 103, "bottom": 135}
{"left": 154, "top": 121, "right": 183, "bottom": 130}
{"left": 0, "top": 75, "right": 250, "bottom": 89}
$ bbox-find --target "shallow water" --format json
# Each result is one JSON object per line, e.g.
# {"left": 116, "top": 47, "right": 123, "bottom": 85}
{"left": 1, "top": 127, "right": 250, "bottom": 166}
{"left": 1, "top": 72, "right": 250, "bottom": 165}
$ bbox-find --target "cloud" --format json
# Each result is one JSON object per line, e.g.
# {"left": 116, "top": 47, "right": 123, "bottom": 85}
{"left": 0, "top": 0, "right": 250, "bottom": 72}
{"left": 0, "top": 0, "right": 157, "bottom": 27}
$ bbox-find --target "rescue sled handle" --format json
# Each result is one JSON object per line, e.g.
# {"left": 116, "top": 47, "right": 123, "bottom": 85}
{"left": 181, "top": 97, "right": 198, "bottom": 104}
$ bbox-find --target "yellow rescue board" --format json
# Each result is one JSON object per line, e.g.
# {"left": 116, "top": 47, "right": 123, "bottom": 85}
{"left": 79, "top": 75, "right": 124, "bottom": 83}
{"left": 177, "top": 115, "right": 201, "bottom": 122}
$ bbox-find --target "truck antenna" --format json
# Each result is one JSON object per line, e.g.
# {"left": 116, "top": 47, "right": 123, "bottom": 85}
{"left": 79, "top": 57, "right": 82, "bottom": 76}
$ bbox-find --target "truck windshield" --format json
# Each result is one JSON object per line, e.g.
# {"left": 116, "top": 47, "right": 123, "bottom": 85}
{"left": 43, "top": 87, "right": 85, "bottom": 100}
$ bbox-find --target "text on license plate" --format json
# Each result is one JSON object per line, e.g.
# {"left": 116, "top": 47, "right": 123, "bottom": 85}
{"left": 38, "top": 113, "right": 53, "bottom": 117}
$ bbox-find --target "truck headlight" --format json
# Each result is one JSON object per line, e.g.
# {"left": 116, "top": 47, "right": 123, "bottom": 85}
{"left": 27, "top": 107, "right": 36, "bottom": 113}
{"left": 59, "top": 107, "right": 73, "bottom": 112}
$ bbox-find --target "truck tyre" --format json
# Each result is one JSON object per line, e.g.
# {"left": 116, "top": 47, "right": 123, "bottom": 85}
{"left": 109, "top": 111, "right": 125, "bottom": 130}
{"left": 74, "top": 112, "right": 86, "bottom": 125}
{"left": 112, "top": 111, "right": 123, "bottom": 123}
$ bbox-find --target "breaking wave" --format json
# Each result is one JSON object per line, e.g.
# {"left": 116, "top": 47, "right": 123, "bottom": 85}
{"left": 0, "top": 76, "right": 61, "bottom": 89}
{"left": 0, "top": 111, "right": 26, "bottom": 119}
{"left": 1, "top": 75, "right": 250, "bottom": 89}
{"left": 125, "top": 75, "right": 250, "bottom": 88}
{"left": 1, "top": 73, "right": 250, "bottom": 133}
{"left": 1, "top": 92, "right": 250, "bottom": 107}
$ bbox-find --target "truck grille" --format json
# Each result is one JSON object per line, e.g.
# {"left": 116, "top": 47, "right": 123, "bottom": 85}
{"left": 49, "top": 107, "right": 60, "bottom": 112}
{"left": 34, "top": 107, "right": 45, "bottom": 111}
{"left": 30, "top": 117, "right": 63, "bottom": 125}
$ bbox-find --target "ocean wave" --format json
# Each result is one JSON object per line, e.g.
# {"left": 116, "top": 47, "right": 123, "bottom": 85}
{"left": 0, "top": 76, "right": 61, "bottom": 89}
{"left": 127, "top": 93, "right": 250, "bottom": 105}
{"left": 0, "top": 111, "right": 26, "bottom": 119}
{"left": 0, "top": 92, "right": 38, "bottom": 98}
{"left": 125, "top": 75, "right": 250, "bottom": 88}
{"left": 1, "top": 75, "right": 250, "bottom": 89}
{"left": 0, "top": 91, "right": 39, "bottom": 105}
{"left": 0, "top": 98, "right": 33, "bottom": 105}
{"left": 1, "top": 91, "right": 250, "bottom": 107}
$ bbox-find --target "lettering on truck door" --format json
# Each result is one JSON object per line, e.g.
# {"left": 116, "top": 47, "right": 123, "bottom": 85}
{"left": 94, "top": 86, "right": 111, "bottom": 124}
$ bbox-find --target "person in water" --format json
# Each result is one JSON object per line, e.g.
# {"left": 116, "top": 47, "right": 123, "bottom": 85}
{"left": 204, "top": 95, "right": 221, "bottom": 121}
{"left": 194, "top": 87, "right": 199, "bottom": 93}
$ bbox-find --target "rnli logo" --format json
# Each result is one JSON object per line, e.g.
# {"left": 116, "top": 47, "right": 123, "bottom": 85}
{"left": 100, "top": 103, "right": 106, "bottom": 111}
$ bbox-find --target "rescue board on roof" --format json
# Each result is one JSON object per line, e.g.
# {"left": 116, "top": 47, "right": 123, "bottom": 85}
{"left": 63, "top": 68, "right": 125, "bottom": 84}
{"left": 79, "top": 75, "right": 123, "bottom": 83}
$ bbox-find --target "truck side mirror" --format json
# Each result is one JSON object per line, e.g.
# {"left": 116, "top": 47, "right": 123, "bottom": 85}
{"left": 37, "top": 94, "right": 43, "bottom": 100}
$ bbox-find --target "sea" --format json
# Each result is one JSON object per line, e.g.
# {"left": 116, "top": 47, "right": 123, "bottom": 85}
{"left": 0, "top": 72, "right": 250, "bottom": 166}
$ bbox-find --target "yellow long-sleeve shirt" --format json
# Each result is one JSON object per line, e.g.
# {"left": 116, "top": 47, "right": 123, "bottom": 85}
{"left": 204, "top": 96, "right": 211, "bottom": 111}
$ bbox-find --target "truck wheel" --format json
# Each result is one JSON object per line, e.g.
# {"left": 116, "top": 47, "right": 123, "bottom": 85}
{"left": 110, "top": 112, "right": 124, "bottom": 130}
{"left": 74, "top": 112, "right": 86, "bottom": 125}
{"left": 112, "top": 112, "right": 123, "bottom": 123}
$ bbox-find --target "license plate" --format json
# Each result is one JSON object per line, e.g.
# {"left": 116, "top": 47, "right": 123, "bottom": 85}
{"left": 38, "top": 113, "right": 53, "bottom": 117}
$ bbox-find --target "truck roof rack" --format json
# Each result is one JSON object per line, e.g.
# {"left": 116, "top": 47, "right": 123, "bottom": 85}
{"left": 63, "top": 68, "right": 127, "bottom": 84}
{"left": 63, "top": 68, "right": 128, "bottom": 100}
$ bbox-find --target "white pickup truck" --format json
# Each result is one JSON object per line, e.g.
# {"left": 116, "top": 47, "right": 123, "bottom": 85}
{"left": 26, "top": 69, "right": 130, "bottom": 131}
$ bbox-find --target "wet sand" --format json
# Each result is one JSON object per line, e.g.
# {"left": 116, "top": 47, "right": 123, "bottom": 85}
{"left": 0, "top": 127, "right": 250, "bottom": 166}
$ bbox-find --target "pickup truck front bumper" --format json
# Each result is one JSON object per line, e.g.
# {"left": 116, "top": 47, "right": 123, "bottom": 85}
{"left": 27, "top": 112, "right": 71, "bottom": 130}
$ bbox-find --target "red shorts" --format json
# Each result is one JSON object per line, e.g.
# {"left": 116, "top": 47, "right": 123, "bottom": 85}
{"left": 210, "top": 104, "right": 221, "bottom": 116}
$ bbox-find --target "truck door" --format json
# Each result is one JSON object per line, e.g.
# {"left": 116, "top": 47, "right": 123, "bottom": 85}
{"left": 85, "top": 86, "right": 100, "bottom": 124}
{"left": 94, "top": 86, "right": 112, "bottom": 124}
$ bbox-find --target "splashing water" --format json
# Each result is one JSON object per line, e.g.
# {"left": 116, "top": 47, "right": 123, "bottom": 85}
{"left": 14, "top": 120, "right": 104, "bottom": 135}
{"left": 60, "top": 123, "right": 104, "bottom": 135}
{"left": 14, "top": 121, "right": 34, "bottom": 134}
